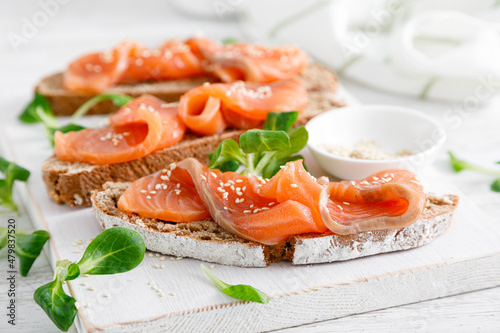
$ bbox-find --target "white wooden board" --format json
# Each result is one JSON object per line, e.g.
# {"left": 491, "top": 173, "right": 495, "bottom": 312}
{"left": 1, "top": 89, "right": 499, "bottom": 333}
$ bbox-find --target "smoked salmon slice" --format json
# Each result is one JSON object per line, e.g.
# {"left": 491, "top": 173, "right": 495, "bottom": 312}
{"left": 63, "top": 40, "right": 204, "bottom": 93}
{"left": 117, "top": 164, "right": 210, "bottom": 222}
{"left": 178, "top": 79, "right": 308, "bottom": 136}
{"left": 54, "top": 95, "right": 186, "bottom": 165}
{"left": 117, "top": 158, "right": 426, "bottom": 245}
{"left": 188, "top": 38, "right": 309, "bottom": 83}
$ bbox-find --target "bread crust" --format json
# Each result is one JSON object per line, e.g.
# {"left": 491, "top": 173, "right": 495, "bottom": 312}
{"left": 41, "top": 64, "right": 344, "bottom": 206}
{"left": 91, "top": 183, "right": 459, "bottom": 267}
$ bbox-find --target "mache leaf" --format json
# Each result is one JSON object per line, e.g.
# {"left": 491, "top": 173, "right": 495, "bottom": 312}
{"left": 239, "top": 129, "right": 290, "bottom": 154}
{"left": 261, "top": 155, "right": 306, "bottom": 179}
{"left": 34, "top": 280, "right": 78, "bottom": 332}
{"left": 15, "top": 230, "right": 50, "bottom": 276}
{"left": 19, "top": 93, "right": 51, "bottom": 123}
{"left": 491, "top": 178, "right": 500, "bottom": 192}
{"left": 262, "top": 111, "right": 299, "bottom": 132}
{"left": 201, "top": 264, "right": 269, "bottom": 304}
{"left": 208, "top": 139, "right": 246, "bottom": 171}
{"left": 77, "top": 227, "right": 145, "bottom": 275}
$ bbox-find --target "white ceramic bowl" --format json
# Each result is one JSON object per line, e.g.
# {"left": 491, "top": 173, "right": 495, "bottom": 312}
{"left": 305, "top": 105, "right": 446, "bottom": 180}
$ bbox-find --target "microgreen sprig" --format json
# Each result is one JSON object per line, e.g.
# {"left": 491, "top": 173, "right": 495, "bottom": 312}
{"left": 208, "top": 111, "right": 308, "bottom": 178}
{"left": 200, "top": 264, "right": 269, "bottom": 304}
{"left": 0, "top": 227, "right": 49, "bottom": 276}
{"left": 448, "top": 151, "right": 500, "bottom": 192}
{"left": 34, "top": 227, "right": 145, "bottom": 331}
{"left": 0, "top": 157, "right": 30, "bottom": 212}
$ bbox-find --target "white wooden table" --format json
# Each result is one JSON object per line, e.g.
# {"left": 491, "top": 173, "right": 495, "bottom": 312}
{"left": 0, "top": 1, "right": 499, "bottom": 332}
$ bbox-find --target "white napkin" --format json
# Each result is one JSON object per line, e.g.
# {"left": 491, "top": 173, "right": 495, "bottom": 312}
{"left": 240, "top": 0, "right": 500, "bottom": 102}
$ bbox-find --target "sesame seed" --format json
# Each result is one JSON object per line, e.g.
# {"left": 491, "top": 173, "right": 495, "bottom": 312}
{"left": 360, "top": 181, "right": 369, "bottom": 185}
{"left": 152, "top": 285, "right": 157, "bottom": 291}
{"left": 242, "top": 186, "right": 246, "bottom": 191}
{"left": 223, "top": 192, "right": 229, "bottom": 199}
{"left": 176, "top": 183, "right": 180, "bottom": 188}
{"left": 201, "top": 175, "right": 207, "bottom": 181}
{"left": 176, "top": 256, "right": 183, "bottom": 260}
{"left": 244, "top": 210, "right": 251, "bottom": 213}
{"left": 228, "top": 180, "right": 235, "bottom": 184}
{"left": 343, "top": 202, "right": 350, "bottom": 205}
{"left": 148, "top": 281, "right": 154, "bottom": 285}
{"left": 155, "top": 253, "right": 160, "bottom": 257}
{"left": 175, "top": 189, "right": 181, "bottom": 195}
{"left": 80, "top": 282, "right": 87, "bottom": 286}
{"left": 162, "top": 169, "right": 168, "bottom": 173}
{"left": 75, "top": 302, "right": 80, "bottom": 310}
{"left": 160, "top": 175, "right": 169, "bottom": 181}
{"left": 373, "top": 176, "right": 379, "bottom": 180}
{"left": 210, "top": 265, "right": 215, "bottom": 269}
{"left": 148, "top": 253, "right": 153, "bottom": 257}
{"left": 155, "top": 184, "right": 161, "bottom": 190}
{"left": 224, "top": 206, "right": 228, "bottom": 210}
{"left": 146, "top": 195, "right": 152, "bottom": 199}
{"left": 211, "top": 172, "right": 217, "bottom": 178}
{"left": 290, "top": 184, "right": 298, "bottom": 188}
{"left": 167, "top": 170, "right": 172, "bottom": 177}
{"left": 337, "top": 205, "right": 343, "bottom": 210}
{"left": 254, "top": 209, "right": 259, "bottom": 213}
{"left": 155, "top": 264, "right": 160, "bottom": 269}
{"left": 103, "top": 293, "right": 110, "bottom": 298}
{"left": 239, "top": 198, "right": 244, "bottom": 203}
{"left": 88, "top": 286, "right": 95, "bottom": 291}
{"left": 150, "top": 191, "right": 156, "bottom": 194}
{"left": 390, "top": 173, "right": 394, "bottom": 178}
{"left": 235, "top": 179, "right": 243, "bottom": 183}
{"left": 236, "top": 190, "right": 243, "bottom": 196}
{"left": 160, "top": 256, "right": 166, "bottom": 261}
{"left": 84, "top": 274, "right": 90, "bottom": 277}
{"left": 161, "top": 264, "right": 165, "bottom": 269}
{"left": 224, "top": 182, "right": 230, "bottom": 187}
{"left": 170, "top": 257, "right": 176, "bottom": 261}
{"left": 203, "top": 82, "right": 210, "bottom": 86}
{"left": 170, "top": 292, "right": 176, "bottom": 296}
{"left": 85, "top": 303, "right": 91, "bottom": 308}
{"left": 350, "top": 181, "right": 356, "bottom": 186}
{"left": 170, "top": 163, "right": 176, "bottom": 170}
{"left": 217, "top": 187, "right": 224, "bottom": 193}
{"left": 140, "top": 190, "right": 147, "bottom": 194}
{"left": 269, "top": 202, "right": 275, "bottom": 206}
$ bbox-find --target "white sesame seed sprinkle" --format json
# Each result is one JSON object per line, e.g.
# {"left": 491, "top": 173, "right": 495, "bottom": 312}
{"left": 244, "top": 210, "right": 251, "bottom": 214}
{"left": 290, "top": 184, "right": 298, "bottom": 188}
{"left": 235, "top": 179, "right": 243, "bottom": 183}
{"left": 88, "top": 286, "right": 95, "bottom": 291}
{"left": 140, "top": 190, "right": 147, "bottom": 194}
{"left": 211, "top": 172, "right": 217, "bottom": 178}
{"left": 146, "top": 195, "right": 152, "bottom": 199}
{"left": 337, "top": 205, "right": 343, "bottom": 210}
{"left": 343, "top": 202, "right": 350, "bottom": 205}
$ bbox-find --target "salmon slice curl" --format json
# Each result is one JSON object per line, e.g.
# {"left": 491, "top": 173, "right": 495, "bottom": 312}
{"left": 178, "top": 79, "right": 308, "bottom": 136}
{"left": 54, "top": 95, "right": 186, "bottom": 165}
{"left": 118, "top": 164, "right": 210, "bottom": 222}
{"left": 116, "top": 158, "right": 426, "bottom": 246}
{"left": 189, "top": 38, "right": 309, "bottom": 83}
{"left": 63, "top": 39, "right": 204, "bottom": 93}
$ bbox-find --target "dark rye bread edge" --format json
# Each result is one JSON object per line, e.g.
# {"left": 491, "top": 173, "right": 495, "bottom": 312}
{"left": 91, "top": 184, "right": 459, "bottom": 267}
{"left": 36, "top": 63, "right": 336, "bottom": 116}
{"left": 42, "top": 64, "right": 344, "bottom": 207}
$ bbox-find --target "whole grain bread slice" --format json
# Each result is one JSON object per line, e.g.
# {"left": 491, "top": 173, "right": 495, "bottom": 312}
{"left": 91, "top": 183, "right": 459, "bottom": 267}
{"left": 37, "top": 63, "right": 336, "bottom": 116}
{"left": 42, "top": 64, "right": 344, "bottom": 207}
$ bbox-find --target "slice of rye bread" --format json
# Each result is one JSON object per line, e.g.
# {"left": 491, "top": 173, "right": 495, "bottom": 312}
{"left": 37, "top": 63, "right": 336, "bottom": 116}
{"left": 42, "top": 64, "right": 344, "bottom": 207}
{"left": 91, "top": 183, "right": 459, "bottom": 267}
